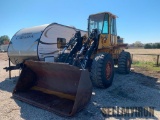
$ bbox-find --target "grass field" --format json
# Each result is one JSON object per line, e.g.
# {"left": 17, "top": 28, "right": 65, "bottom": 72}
{"left": 125, "top": 49, "right": 160, "bottom": 62}
{"left": 125, "top": 49, "right": 160, "bottom": 71}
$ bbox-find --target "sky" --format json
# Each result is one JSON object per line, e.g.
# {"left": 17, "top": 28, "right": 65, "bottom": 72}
{"left": 0, "top": 0, "right": 160, "bottom": 44}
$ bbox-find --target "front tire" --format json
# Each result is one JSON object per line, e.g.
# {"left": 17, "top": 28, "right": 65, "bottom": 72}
{"left": 90, "top": 53, "right": 114, "bottom": 88}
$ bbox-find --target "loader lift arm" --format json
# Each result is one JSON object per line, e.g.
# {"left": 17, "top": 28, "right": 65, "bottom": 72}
{"left": 72, "top": 29, "right": 99, "bottom": 69}
{"left": 57, "top": 31, "right": 82, "bottom": 63}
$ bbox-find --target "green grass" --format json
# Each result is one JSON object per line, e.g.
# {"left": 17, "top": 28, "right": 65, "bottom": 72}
{"left": 132, "top": 61, "right": 160, "bottom": 71}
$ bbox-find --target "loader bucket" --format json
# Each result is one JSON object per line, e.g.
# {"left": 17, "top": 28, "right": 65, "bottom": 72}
{"left": 13, "top": 60, "right": 92, "bottom": 116}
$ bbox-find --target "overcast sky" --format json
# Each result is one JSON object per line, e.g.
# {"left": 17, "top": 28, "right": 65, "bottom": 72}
{"left": 0, "top": 0, "right": 160, "bottom": 44}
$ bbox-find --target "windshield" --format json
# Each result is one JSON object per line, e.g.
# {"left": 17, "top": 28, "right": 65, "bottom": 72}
{"left": 88, "top": 13, "right": 109, "bottom": 35}
{"left": 89, "top": 13, "right": 104, "bottom": 34}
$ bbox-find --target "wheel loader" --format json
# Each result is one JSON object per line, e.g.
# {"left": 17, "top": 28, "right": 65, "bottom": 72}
{"left": 11, "top": 12, "right": 131, "bottom": 116}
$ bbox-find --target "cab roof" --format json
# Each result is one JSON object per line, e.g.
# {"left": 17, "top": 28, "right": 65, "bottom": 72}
{"left": 89, "top": 12, "right": 118, "bottom": 18}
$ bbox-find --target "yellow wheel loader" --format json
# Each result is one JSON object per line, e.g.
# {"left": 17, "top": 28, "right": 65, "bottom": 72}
{"left": 8, "top": 12, "right": 131, "bottom": 116}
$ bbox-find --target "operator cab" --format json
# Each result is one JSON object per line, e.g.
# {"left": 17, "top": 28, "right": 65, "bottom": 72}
{"left": 88, "top": 12, "right": 118, "bottom": 47}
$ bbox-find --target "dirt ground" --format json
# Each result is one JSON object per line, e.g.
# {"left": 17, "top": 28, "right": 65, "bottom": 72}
{"left": 0, "top": 53, "right": 160, "bottom": 120}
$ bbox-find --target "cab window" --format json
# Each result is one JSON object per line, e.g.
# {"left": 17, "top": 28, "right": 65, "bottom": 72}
{"left": 89, "top": 13, "right": 104, "bottom": 34}
{"left": 110, "top": 18, "right": 117, "bottom": 35}
{"left": 102, "top": 14, "right": 109, "bottom": 34}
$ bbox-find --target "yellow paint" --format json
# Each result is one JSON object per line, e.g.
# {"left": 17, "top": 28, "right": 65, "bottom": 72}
{"left": 98, "top": 34, "right": 111, "bottom": 49}
{"left": 110, "top": 35, "right": 117, "bottom": 45}
{"left": 96, "top": 45, "right": 123, "bottom": 59}
{"left": 31, "top": 86, "right": 75, "bottom": 101}
{"left": 87, "top": 12, "right": 125, "bottom": 60}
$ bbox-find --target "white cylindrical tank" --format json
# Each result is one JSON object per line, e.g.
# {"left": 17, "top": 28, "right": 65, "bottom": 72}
{"left": 8, "top": 23, "right": 87, "bottom": 65}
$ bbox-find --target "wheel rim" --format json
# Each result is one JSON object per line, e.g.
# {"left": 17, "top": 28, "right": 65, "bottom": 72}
{"left": 106, "top": 61, "right": 112, "bottom": 80}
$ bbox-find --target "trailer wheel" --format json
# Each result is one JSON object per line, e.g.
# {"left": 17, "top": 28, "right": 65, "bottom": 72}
{"left": 118, "top": 51, "right": 131, "bottom": 74}
{"left": 90, "top": 53, "right": 114, "bottom": 88}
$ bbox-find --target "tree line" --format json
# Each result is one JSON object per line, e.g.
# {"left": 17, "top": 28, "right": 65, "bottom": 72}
{"left": 128, "top": 41, "right": 160, "bottom": 49}
{"left": 0, "top": 35, "right": 10, "bottom": 45}
{"left": 144, "top": 43, "right": 160, "bottom": 49}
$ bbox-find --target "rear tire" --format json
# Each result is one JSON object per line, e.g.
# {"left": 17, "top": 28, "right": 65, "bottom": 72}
{"left": 118, "top": 51, "right": 131, "bottom": 74}
{"left": 90, "top": 53, "right": 114, "bottom": 88}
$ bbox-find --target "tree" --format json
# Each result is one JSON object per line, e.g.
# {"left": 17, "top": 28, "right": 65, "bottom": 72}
{"left": 134, "top": 41, "right": 143, "bottom": 47}
{"left": 157, "top": 43, "right": 160, "bottom": 49}
{"left": 144, "top": 43, "right": 160, "bottom": 49}
{"left": 152, "top": 43, "right": 157, "bottom": 49}
{"left": 0, "top": 35, "right": 10, "bottom": 45}
{"left": 144, "top": 44, "right": 152, "bottom": 49}
{"left": 155, "top": 43, "right": 160, "bottom": 49}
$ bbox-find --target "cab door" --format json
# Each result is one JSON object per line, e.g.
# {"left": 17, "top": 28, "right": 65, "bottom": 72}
{"left": 98, "top": 13, "right": 111, "bottom": 48}
{"left": 110, "top": 17, "right": 117, "bottom": 45}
